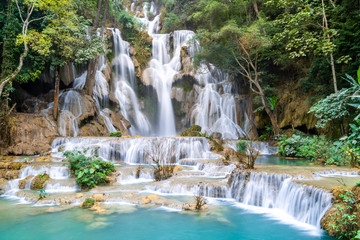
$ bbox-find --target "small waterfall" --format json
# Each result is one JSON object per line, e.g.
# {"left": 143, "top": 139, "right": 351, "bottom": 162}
{"left": 229, "top": 171, "right": 332, "bottom": 228}
{"left": 58, "top": 90, "right": 82, "bottom": 136}
{"left": 315, "top": 170, "right": 360, "bottom": 177}
{"left": 112, "top": 28, "right": 151, "bottom": 136}
{"left": 117, "top": 167, "right": 153, "bottom": 185}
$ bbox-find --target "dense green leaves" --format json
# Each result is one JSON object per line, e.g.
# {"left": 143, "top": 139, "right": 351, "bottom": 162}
{"left": 64, "top": 148, "right": 115, "bottom": 189}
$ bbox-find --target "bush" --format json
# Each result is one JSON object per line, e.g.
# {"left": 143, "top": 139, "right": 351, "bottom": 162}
{"left": 180, "top": 125, "right": 202, "bottom": 137}
{"left": 82, "top": 198, "right": 95, "bottom": 208}
{"left": 109, "top": 131, "right": 122, "bottom": 137}
{"left": 236, "top": 140, "right": 259, "bottom": 169}
{"left": 278, "top": 133, "right": 358, "bottom": 166}
{"left": 64, "top": 149, "right": 115, "bottom": 189}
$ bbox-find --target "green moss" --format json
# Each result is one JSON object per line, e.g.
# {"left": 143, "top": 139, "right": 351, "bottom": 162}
{"left": 82, "top": 198, "right": 95, "bottom": 208}
{"left": 31, "top": 173, "right": 50, "bottom": 190}
{"left": 180, "top": 125, "right": 202, "bottom": 137}
{"left": 110, "top": 131, "right": 122, "bottom": 137}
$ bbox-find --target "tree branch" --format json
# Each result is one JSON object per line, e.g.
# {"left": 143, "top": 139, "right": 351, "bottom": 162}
{"left": 15, "top": 0, "right": 25, "bottom": 23}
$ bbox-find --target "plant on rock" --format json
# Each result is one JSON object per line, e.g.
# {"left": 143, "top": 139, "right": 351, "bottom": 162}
{"left": 237, "top": 140, "right": 259, "bottom": 169}
{"left": 109, "top": 131, "right": 122, "bottom": 137}
{"left": 64, "top": 149, "right": 115, "bottom": 189}
{"left": 82, "top": 198, "right": 95, "bottom": 208}
{"left": 145, "top": 140, "right": 176, "bottom": 181}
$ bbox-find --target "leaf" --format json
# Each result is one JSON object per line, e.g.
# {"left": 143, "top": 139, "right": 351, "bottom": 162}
{"left": 357, "top": 66, "right": 360, "bottom": 85}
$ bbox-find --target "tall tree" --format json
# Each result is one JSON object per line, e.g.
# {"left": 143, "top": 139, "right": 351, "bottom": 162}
{"left": 84, "top": 0, "right": 109, "bottom": 97}
{"left": 0, "top": 0, "right": 50, "bottom": 99}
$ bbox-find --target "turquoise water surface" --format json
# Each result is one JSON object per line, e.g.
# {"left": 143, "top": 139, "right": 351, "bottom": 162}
{"left": 257, "top": 155, "right": 311, "bottom": 166}
{"left": 0, "top": 199, "right": 334, "bottom": 240}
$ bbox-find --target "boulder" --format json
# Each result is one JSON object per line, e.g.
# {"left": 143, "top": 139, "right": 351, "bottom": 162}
{"left": 19, "top": 175, "right": 33, "bottom": 189}
{"left": 4, "top": 170, "right": 19, "bottom": 180}
{"left": 2, "top": 113, "right": 58, "bottom": 156}
{"left": 60, "top": 62, "right": 74, "bottom": 87}
{"left": 30, "top": 173, "right": 50, "bottom": 190}
{"left": 101, "top": 109, "right": 131, "bottom": 136}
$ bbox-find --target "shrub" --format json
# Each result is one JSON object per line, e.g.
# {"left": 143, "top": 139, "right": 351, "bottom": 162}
{"left": 236, "top": 140, "right": 259, "bottom": 169}
{"left": 109, "top": 131, "right": 122, "bottom": 137}
{"left": 82, "top": 198, "right": 95, "bottom": 208}
{"left": 180, "top": 125, "right": 202, "bottom": 137}
{"left": 64, "top": 149, "right": 115, "bottom": 189}
{"left": 278, "top": 133, "right": 359, "bottom": 166}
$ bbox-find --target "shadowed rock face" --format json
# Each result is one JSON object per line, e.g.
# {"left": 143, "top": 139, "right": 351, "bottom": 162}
{"left": 1, "top": 113, "right": 58, "bottom": 156}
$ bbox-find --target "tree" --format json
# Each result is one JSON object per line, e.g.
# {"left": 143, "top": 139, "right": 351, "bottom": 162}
{"left": 84, "top": 0, "right": 109, "bottom": 97}
{"left": 195, "top": 21, "right": 280, "bottom": 135}
{"left": 268, "top": 0, "right": 338, "bottom": 92}
{"left": 26, "top": 0, "right": 105, "bottom": 120}
{"left": 0, "top": 0, "right": 50, "bottom": 99}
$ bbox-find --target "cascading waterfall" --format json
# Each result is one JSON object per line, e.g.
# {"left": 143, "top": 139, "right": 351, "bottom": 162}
{"left": 112, "top": 28, "right": 151, "bottom": 136}
{"left": 51, "top": 136, "right": 221, "bottom": 164}
{"left": 136, "top": 2, "right": 250, "bottom": 138}
{"left": 229, "top": 171, "right": 332, "bottom": 228}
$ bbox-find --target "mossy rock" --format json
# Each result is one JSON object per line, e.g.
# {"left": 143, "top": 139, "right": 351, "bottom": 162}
{"left": 30, "top": 173, "right": 50, "bottom": 190}
{"left": 180, "top": 125, "right": 202, "bottom": 137}
{"left": 82, "top": 198, "right": 95, "bottom": 208}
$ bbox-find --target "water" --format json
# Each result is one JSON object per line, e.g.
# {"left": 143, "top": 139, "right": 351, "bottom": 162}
{"left": 0, "top": 199, "right": 334, "bottom": 240}
{"left": 257, "top": 155, "right": 311, "bottom": 166}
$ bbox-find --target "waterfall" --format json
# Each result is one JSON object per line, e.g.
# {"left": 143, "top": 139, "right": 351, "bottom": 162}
{"left": 229, "top": 171, "right": 332, "bottom": 228}
{"left": 112, "top": 28, "right": 151, "bottom": 136}
{"left": 51, "top": 136, "right": 221, "bottom": 165}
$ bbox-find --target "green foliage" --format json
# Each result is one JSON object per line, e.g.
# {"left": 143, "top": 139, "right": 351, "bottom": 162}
{"left": 180, "top": 125, "right": 202, "bottom": 137}
{"left": 278, "top": 132, "right": 359, "bottom": 166}
{"left": 163, "top": 13, "right": 180, "bottom": 33}
{"left": 64, "top": 149, "right": 115, "bottom": 189}
{"left": 330, "top": 190, "right": 360, "bottom": 240}
{"left": 34, "top": 189, "right": 47, "bottom": 199}
{"left": 82, "top": 198, "right": 95, "bottom": 208}
{"left": 109, "top": 131, "right": 122, "bottom": 137}
{"left": 236, "top": 140, "right": 247, "bottom": 155}
{"left": 309, "top": 73, "right": 360, "bottom": 129}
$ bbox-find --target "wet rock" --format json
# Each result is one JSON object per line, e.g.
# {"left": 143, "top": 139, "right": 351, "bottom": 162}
{"left": 4, "top": 170, "right": 19, "bottom": 180}
{"left": 173, "top": 166, "right": 184, "bottom": 173}
{"left": 210, "top": 132, "right": 222, "bottom": 139}
{"left": 76, "top": 193, "right": 84, "bottom": 199}
{"left": 19, "top": 175, "right": 33, "bottom": 189}
{"left": 141, "top": 195, "right": 160, "bottom": 204}
{"left": 0, "top": 179, "right": 7, "bottom": 194}
{"left": 30, "top": 173, "right": 50, "bottom": 190}
{"left": 8, "top": 162, "right": 25, "bottom": 170}
{"left": 60, "top": 62, "right": 74, "bottom": 87}
{"left": 92, "top": 193, "right": 106, "bottom": 202}
{"left": 100, "top": 109, "right": 131, "bottom": 136}
{"left": 82, "top": 198, "right": 95, "bottom": 208}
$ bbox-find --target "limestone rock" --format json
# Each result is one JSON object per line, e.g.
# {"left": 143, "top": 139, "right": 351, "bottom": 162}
{"left": 30, "top": 173, "right": 50, "bottom": 190}
{"left": 100, "top": 109, "right": 131, "bottom": 136}
{"left": 60, "top": 62, "right": 74, "bottom": 87}
{"left": 92, "top": 193, "right": 106, "bottom": 202}
{"left": 173, "top": 166, "right": 184, "bottom": 173}
{"left": 2, "top": 113, "right": 58, "bottom": 156}
{"left": 141, "top": 194, "right": 160, "bottom": 204}
{"left": 76, "top": 193, "right": 84, "bottom": 199}
{"left": 4, "top": 170, "right": 19, "bottom": 180}
{"left": 19, "top": 175, "right": 33, "bottom": 189}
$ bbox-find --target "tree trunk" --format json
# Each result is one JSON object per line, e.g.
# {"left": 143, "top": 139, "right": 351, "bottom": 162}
{"left": 259, "top": 93, "right": 279, "bottom": 136}
{"left": 53, "top": 67, "right": 60, "bottom": 121}
{"left": 84, "top": 0, "right": 108, "bottom": 97}
{"left": 321, "top": 0, "right": 337, "bottom": 93}
{"left": 92, "top": 0, "right": 103, "bottom": 35}
{"left": 114, "top": 0, "right": 117, "bottom": 28}
{"left": 330, "top": 53, "right": 337, "bottom": 93}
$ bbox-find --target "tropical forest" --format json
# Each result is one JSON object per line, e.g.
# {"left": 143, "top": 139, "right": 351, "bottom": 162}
{"left": 0, "top": 0, "right": 359, "bottom": 239}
